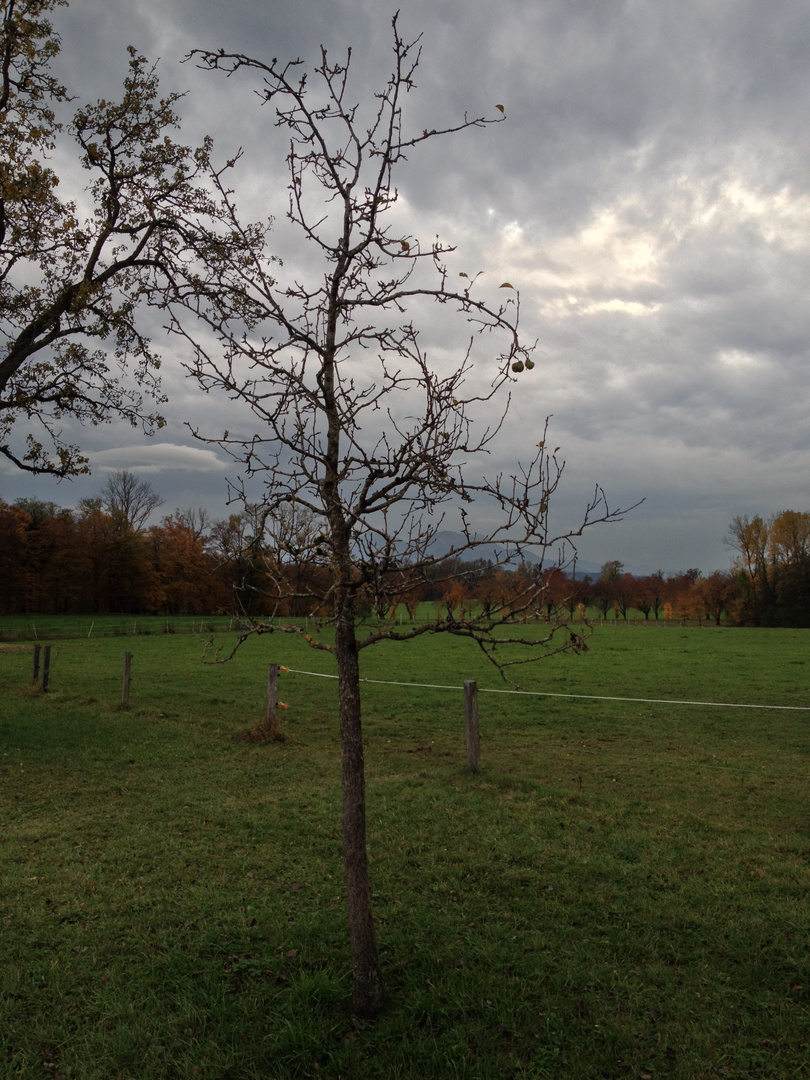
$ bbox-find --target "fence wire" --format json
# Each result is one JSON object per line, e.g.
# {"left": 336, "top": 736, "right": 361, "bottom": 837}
{"left": 283, "top": 667, "right": 810, "bottom": 712}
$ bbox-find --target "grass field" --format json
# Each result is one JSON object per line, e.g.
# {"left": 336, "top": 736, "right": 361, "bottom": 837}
{"left": 1, "top": 619, "right": 808, "bottom": 1078}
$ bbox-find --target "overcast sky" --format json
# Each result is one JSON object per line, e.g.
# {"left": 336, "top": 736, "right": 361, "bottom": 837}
{"left": 4, "top": 0, "right": 810, "bottom": 575}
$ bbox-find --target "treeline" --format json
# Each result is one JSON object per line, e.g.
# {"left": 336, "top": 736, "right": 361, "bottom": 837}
{"left": 0, "top": 497, "right": 247, "bottom": 615}
{"left": 4, "top": 484, "right": 803, "bottom": 626}
{"left": 570, "top": 565, "right": 737, "bottom": 624}
{"left": 435, "top": 562, "right": 738, "bottom": 626}
{"left": 0, "top": 489, "right": 737, "bottom": 623}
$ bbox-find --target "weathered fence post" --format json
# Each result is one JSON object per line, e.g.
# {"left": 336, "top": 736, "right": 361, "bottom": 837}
{"left": 265, "top": 663, "right": 280, "bottom": 739}
{"left": 42, "top": 645, "right": 51, "bottom": 692}
{"left": 464, "top": 679, "right": 480, "bottom": 772}
{"left": 32, "top": 643, "right": 41, "bottom": 683}
{"left": 122, "top": 652, "right": 132, "bottom": 706}
{"left": 241, "top": 663, "right": 286, "bottom": 742}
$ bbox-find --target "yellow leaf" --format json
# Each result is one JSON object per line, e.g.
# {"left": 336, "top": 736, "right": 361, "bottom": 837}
{"left": 496, "top": 104, "right": 505, "bottom": 113}
{"left": 499, "top": 282, "right": 514, "bottom": 289}
{"left": 459, "top": 272, "right": 468, "bottom": 278}
{"left": 401, "top": 240, "right": 410, "bottom": 251}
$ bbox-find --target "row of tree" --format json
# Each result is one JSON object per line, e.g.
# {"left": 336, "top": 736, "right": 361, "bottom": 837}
{"left": 0, "top": 496, "right": 233, "bottom": 616}
{"left": 0, "top": 476, "right": 739, "bottom": 623}
{"left": 8, "top": 481, "right": 810, "bottom": 630}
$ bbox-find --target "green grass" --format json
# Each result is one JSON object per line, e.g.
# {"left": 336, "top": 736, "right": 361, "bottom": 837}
{"left": 0, "top": 614, "right": 237, "bottom": 641}
{"left": 1, "top": 620, "right": 809, "bottom": 1078}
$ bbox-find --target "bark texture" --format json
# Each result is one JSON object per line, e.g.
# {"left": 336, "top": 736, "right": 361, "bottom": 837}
{"left": 335, "top": 604, "right": 385, "bottom": 1016}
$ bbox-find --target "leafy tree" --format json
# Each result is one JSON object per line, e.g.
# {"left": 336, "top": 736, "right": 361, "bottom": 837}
{"left": 768, "top": 510, "right": 810, "bottom": 566}
{"left": 599, "top": 559, "right": 624, "bottom": 582}
{"left": 174, "top": 19, "right": 630, "bottom": 1015}
{"left": 12, "top": 496, "right": 60, "bottom": 525}
{"left": 105, "top": 521, "right": 162, "bottom": 612}
{"left": 0, "top": 0, "right": 224, "bottom": 475}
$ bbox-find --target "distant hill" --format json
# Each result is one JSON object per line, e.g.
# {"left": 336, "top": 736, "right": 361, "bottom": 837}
{"left": 425, "top": 530, "right": 538, "bottom": 565}
{"left": 425, "top": 530, "right": 603, "bottom": 577}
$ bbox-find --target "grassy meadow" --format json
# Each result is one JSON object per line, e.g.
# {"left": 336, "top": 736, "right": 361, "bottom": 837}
{"left": 0, "top": 617, "right": 808, "bottom": 1078}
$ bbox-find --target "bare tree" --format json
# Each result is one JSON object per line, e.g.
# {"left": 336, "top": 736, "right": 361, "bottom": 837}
{"left": 173, "top": 506, "right": 211, "bottom": 544}
{"left": 100, "top": 469, "right": 162, "bottom": 531}
{"left": 173, "top": 18, "right": 632, "bottom": 1016}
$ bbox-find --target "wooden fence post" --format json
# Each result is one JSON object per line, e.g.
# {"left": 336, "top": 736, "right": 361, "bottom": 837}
{"left": 32, "top": 643, "right": 41, "bottom": 683}
{"left": 464, "top": 679, "right": 480, "bottom": 772}
{"left": 122, "top": 652, "right": 132, "bottom": 705}
{"left": 264, "top": 663, "right": 280, "bottom": 739}
{"left": 42, "top": 645, "right": 51, "bottom": 692}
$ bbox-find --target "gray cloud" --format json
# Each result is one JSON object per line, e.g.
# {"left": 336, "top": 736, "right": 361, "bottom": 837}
{"left": 4, "top": 0, "right": 810, "bottom": 574}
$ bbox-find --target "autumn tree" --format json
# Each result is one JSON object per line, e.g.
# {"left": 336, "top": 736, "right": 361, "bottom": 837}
{"left": 768, "top": 510, "right": 810, "bottom": 565}
{"left": 540, "top": 565, "right": 574, "bottom": 619}
{"left": 0, "top": 493, "right": 226, "bottom": 614}
{"left": 71, "top": 501, "right": 156, "bottom": 612}
{"left": 693, "top": 570, "right": 737, "bottom": 625}
{"left": 0, "top": 498, "right": 30, "bottom": 610}
{"left": 726, "top": 510, "right": 810, "bottom": 625}
{"left": 174, "top": 20, "right": 630, "bottom": 1015}
{"left": 0, "top": 0, "right": 230, "bottom": 475}
{"left": 18, "top": 502, "right": 78, "bottom": 611}
{"left": 612, "top": 571, "right": 636, "bottom": 620}
{"left": 725, "top": 514, "right": 773, "bottom": 623}
{"left": 662, "top": 571, "right": 696, "bottom": 621}
{"left": 631, "top": 571, "right": 666, "bottom": 620}
{"left": 765, "top": 510, "right": 810, "bottom": 625}
{"left": 148, "top": 512, "right": 212, "bottom": 614}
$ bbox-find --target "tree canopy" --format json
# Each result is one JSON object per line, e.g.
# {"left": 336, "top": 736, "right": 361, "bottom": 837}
{"left": 0, "top": 0, "right": 226, "bottom": 475}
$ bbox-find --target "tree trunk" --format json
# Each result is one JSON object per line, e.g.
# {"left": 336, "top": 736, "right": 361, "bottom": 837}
{"left": 335, "top": 601, "right": 385, "bottom": 1017}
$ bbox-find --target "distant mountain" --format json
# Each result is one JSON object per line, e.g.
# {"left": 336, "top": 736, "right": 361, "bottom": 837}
{"left": 424, "top": 531, "right": 615, "bottom": 578}
{"left": 423, "top": 534, "right": 689, "bottom": 579}
{"left": 424, "top": 530, "right": 535, "bottom": 564}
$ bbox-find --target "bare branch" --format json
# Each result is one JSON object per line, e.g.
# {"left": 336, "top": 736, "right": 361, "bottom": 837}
{"left": 172, "top": 17, "right": 637, "bottom": 1016}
